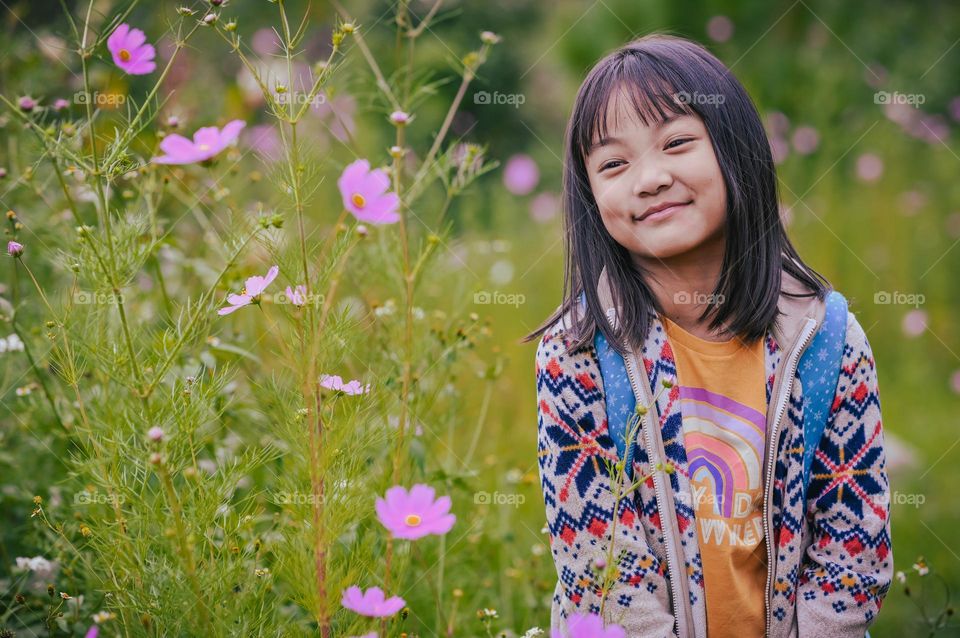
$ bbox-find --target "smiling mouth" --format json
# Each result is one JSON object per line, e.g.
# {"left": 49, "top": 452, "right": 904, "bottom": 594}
{"left": 632, "top": 201, "right": 692, "bottom": 222}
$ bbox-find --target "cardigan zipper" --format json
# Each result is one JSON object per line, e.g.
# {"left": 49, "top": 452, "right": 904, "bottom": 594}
{"left": 621, "top": 346, "right": 697, "bottom": 638}
{"left": 763, "top": 318, "right": 816, "bottom": 636}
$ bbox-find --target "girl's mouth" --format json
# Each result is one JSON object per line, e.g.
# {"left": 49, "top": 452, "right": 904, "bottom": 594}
{"left": 632, "top": 200, "right": 691, "bottom": 223}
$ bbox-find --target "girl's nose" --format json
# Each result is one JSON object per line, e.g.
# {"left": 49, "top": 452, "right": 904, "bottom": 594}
{"left": 632, "top": 162, "right": 673, "bottom": 197}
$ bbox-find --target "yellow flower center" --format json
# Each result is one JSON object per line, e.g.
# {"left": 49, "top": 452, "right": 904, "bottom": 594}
{"left": 351, "top": 193, "right": 366, "bottom": 209}
{"left": 119, "top": 49, "right": 131, "bottom": 62}
{"left": 404, "top": 513, "right": 422, "bottom": 527}
{"left": 198, "top": 143, "right": 210, "bottom": 151}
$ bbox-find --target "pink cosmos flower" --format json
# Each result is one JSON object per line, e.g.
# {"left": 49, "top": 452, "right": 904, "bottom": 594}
{"left": 503, "top": 154, "right": 539, "bottom": 195}
{"left": 218, "top": 265, "right": 279, "bottom": 315}
{"left": 337, "top": 159, "right": 400, "bottom": 225}
{"left": 153, "top": 120, "right": 246, "bottom": 165}
{"left": 107, "top": 24, "right": 156, "bottom": 75}
{"left": 551, "top": 613, "right": 626, "bottom": 638}
{"left": 319, "top": 374, "right": 370, "bottom": 395}
{"left": 375, "top": 484, "right": 455, "bottom": 540}
{"left": 341, "top": 585, "right": 405, "bottom": 617}
{"left": 285, "top": 285, "right": 306, "bottom": 306}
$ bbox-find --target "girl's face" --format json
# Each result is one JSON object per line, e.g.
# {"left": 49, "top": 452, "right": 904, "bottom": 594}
{"left": 584, "top": 90, "right": 728, "bottom": 264}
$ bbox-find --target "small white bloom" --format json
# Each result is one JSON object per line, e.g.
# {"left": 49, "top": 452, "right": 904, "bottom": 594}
{"left": 92, "top": 610, "right": 116, "bottom": 623}
{"left": 522, "top": 628, "right": 545, "bottom": 638}
{"left": 896, "top": 570, "right": 906, "bottom": 584}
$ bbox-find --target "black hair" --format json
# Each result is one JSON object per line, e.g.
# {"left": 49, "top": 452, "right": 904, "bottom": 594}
{"left": 522, "top": 33, "right": 829, "bottom": 354}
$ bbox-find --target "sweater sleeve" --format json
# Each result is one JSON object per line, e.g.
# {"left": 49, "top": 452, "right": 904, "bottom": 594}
{"left": 796, "top": 312, "right": 893, "bottom": 637}
{"left": 535, "top": 327, "right": 676, "bottom": 636}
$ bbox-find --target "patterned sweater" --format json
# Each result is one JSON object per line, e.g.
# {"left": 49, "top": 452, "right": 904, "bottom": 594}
{"left": 535, "top": 267, "right": 893, "bottom": 637}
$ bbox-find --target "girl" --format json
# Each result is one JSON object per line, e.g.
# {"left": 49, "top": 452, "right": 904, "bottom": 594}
{"left": 525, "top": 34, "right": 892, "bottom": 637}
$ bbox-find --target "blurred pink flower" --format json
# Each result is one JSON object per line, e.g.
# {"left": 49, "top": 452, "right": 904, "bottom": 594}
{"left": 950, "top": 96, "right": 960, "bottom": 123}
{"left": 85, "top": 627, "right": 99, "bottom": 638}
{"left": 341, "top": 585, "right": 405, "bottom": 617}
{"left": 503, "top": 154, "right": 539, "bottom": 195}
{"left": 551, "top": 613, "right": 626, "bottom": 638}
{"left": 337, "top": 159, "right": 400, "bottom": 225}
{"left": 769, "top": 136, "right": 789, "bottom": 164}
{"left": 902, "top": 309, "right": 927, "bottom": 337}
{"left": 706, "top": 15, "right": 734, "bottom": 43}
{"left": 765, "top": 111, "right": 790, "bottom": 136}
{"left": 855, "top": 153, "right": 883, "bottom": 182}
{"left": 285, "top": 284, "right": 306, "bottom": 306}
{"left": 314, "top": 92, "right": 357, "bottom": 142}
{"left": 530, "top": 192, "right": 559, "bottom": 223}
{"left": 218, "top": 265, "right": 279, "bottom": 315}
{"left": 951, "top": 369, "right": 960, "bottom": 395}
{"left": 154, "top": 120, "right": 246, "bottom": 165}
{"left": 791, "top": 126, "right": 820, "bottom": 155}
{"left": 375, "top": 484, "right": 455, "bottom": 540}
{"left": 244, "top": 124, "right": 284, "bottom": 162}
{"left": 107, "top": 24, "right": 156, "bottom": 75}
{"left": 53, "top": 98, "right": 70, "bottom": 111}
{"left": 252, "top": 28, "right": 280, "bottom": 55}
{"left": 319, "top": 374, "right": 370, "bottom": 395}
{"left": 7, "top": 241, "right": 24, "bottom": 257}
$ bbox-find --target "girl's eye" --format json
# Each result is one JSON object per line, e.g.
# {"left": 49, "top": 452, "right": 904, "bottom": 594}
{"left": 665, "top": 137, "right": 693, "bottom": 150}
{"left": 599, "top": 160, "right": 624, "bottom": 172}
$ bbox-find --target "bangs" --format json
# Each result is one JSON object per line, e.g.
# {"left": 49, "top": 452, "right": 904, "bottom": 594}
{"left": 575, "top": 56, "right": 696, "bottom": 160}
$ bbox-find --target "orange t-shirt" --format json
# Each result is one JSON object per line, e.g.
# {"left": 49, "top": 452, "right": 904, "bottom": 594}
{"left": 662, "top": 315, "right": 769, "bottom": 637}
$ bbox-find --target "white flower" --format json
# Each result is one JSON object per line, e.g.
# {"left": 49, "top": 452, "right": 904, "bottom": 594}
{"left": 15, "top": 555, "right": 54, "bottom": 574}
{"left": 522, "top": 628, "right": 545, "bottom": 638}
{"left": 913, "top": 560, "right": 929, "bottom": 576}
{"left": 92, "top": 610, "right": 116, "bottom": 623}
{"left": 896, "top": 570, "right": 906, "bottom": 584}
{"left": 0, "top": 333, "right": 24, "bottom": 353}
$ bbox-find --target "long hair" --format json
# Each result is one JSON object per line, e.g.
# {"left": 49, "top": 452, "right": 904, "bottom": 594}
{"left": 522, "top": 33, "right": 829, "bottom": 355}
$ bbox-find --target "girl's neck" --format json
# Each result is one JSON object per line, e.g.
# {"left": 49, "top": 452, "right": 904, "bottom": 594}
{"left": 631, "top": 237, "right": 735, "bottom": 343}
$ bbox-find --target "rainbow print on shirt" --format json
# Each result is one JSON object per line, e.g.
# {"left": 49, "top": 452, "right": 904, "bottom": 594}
{"left": 680, "top": 386, "right": 767, "bottom": 545}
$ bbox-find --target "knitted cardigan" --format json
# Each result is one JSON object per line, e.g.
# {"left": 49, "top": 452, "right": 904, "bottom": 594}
{"left": 535, "top": 267, "right": 892, "bottom": 637}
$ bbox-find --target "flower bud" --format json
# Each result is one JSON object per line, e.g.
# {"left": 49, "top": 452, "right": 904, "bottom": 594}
{"left": 480, "top": 31, "right": 501, "bottom": 45}
{"left": 389, "top": 110, "right": 411, "bottom": 126}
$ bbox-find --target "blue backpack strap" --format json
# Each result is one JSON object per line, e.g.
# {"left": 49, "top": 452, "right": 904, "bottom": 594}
{"left": 797, "top": 290, "right": 848, "bottom": 498}
{"left": 582, "top": 292, "right": 637, "bottom": 480}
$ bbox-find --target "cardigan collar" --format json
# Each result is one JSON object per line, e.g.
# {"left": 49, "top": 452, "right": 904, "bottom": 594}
{"left": 594, "top": 263, "right": 828, "bottom": 352}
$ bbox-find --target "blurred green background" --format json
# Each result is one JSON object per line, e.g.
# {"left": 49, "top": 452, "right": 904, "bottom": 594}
{"left": 2, "top": 0, "right": 959, "bottom": 634}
